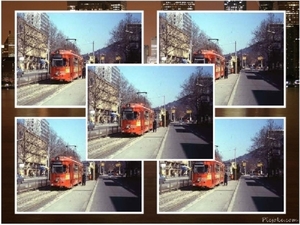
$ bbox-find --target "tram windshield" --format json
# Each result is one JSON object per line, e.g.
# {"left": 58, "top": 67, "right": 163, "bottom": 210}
{"left": 193, "top": 164, "right": 209, "bottom": 173}
{"left": 51, "top": 58, "right": 68, "bottom": 67}
{"left": 51, "top": 164, "right": 67, "bottom": 173}
{"left": 122, "top": 110, "right": 139, "bottom": 120}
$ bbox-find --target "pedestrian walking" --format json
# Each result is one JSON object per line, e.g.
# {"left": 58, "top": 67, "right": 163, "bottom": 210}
{"left": 82, "top": 173, "right": 86, "bottom": 186}
{"left": 153, "top": 119, "right": 157, "bottom": 132}
{"left": 224, "top": 172, "right": 228, "bottom": 186}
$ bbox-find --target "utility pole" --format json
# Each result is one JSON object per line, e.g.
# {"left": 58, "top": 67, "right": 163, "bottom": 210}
{"left": 235, "top": 41, "right": 237, "bottom": 74}
{"left": 234, "top": 148, "right": 237, "bottom": 180}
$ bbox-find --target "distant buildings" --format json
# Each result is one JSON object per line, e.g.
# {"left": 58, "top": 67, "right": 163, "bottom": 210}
{"left": 259, "top": 1, "right": 299, "bottom": 79}
{"left": 224, "top": 0, "right": 247, "bottom": 10}
{"left": 67, "top": 1, "right": 127, "bottom": 10}
{"left": 161, "top": 1, "right": 195, "bottom": 10}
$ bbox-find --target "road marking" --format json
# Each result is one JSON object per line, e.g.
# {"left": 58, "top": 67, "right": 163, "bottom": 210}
{"left": 227, "top": 74, "right": 241, "bottom": 106}
{"left": 156, "top": 127, "right": 170, "bottom": 159}
{"left": 227, "top": 180, "right": 240, "bottom": 212}
{"left": 85, "top": 179, "right": 99, "bottom": 212}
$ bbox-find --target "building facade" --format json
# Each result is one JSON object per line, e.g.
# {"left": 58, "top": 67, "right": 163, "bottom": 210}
{"left": 88, "top": 69, "right": 119, "bottom": 123}
{"left": 17, "top": 122, "right": 48, "bottom": 176}
{"left": 17, "top": 15, "right": 48, "bottom": 70}
{"left": 159, "top": 13, "right": 191, "bottom": 63}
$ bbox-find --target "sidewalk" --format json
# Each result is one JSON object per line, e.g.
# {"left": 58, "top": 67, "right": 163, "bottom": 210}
{"left": 145, "top": 126, "right": 168, "bottom": 138}
{"left": 216, "top": 179, "right": 239, "bottom": 191}
{"left": 215, "top": 73, "right": 240, "bottom": 106}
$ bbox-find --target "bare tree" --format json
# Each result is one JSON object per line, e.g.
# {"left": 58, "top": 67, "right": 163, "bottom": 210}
{"left": 107, "top": 13, "right": 141, "bottom": 63}
{"left": 248, "top": 119, "right": 283, "bottom": 176}
{"left": 178, "top": 67, "right": 213, "bottom": 123}
{"left": 249, "top": 13, "right": 283, "bottom": 68}
{"left": 48, "top": 20, "right": 81, "bottom": 54}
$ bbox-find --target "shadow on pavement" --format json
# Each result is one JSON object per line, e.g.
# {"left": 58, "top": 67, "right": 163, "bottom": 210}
{"left": 252, "top": 196, "right": 283, "bottom": 211}
{"left": 185, "top": 124, "right": 213, "bottom": 144}
{"left": 252, "top": 90, "right": 284, "bottom": 105}
{"left": 110, "top": 196, "right": 141, "bottom": 211}
{"left": 180, "top": 143, "right": 213, "bottom": 159}
{"left": 258, "top": 70, "right": 284, "bottom": 90}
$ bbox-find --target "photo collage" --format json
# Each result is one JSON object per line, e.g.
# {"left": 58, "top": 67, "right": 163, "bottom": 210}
{"left": 2, "top": 1, "right": 298, "bottom": 224}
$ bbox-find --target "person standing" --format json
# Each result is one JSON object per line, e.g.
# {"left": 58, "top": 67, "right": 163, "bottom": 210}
{"left": 224, "top": 172, "right": 228, "bottom": 186}
{"left": 82, "top": 172, "right": 86, "bottom": 186}
{"left": 153, "top": 119, "right": 157, "bottom": 132}
{"left": 224, "top": 65, "right": 228, "bottom": 79}
{"left": 82, "top": 65, "right": 86, "bottom": 79}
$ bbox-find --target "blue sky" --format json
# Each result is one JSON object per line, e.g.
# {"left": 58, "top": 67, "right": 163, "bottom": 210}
{"left": 215, "top": 118, "right": 284, "bottom": 161}
{"left": 47, "top": 118, "right": 86, "bottom": 160}
{"left": 118, "top": 65, "right": 214, "bottom": 108}
{"left": 189, "top": 12, "right": 284, "bottom": 54}
{"left": 47, "top": 11, "right": 142, "bottom": 55}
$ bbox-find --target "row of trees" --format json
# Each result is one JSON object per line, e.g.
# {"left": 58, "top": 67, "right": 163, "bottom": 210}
{"left": 247, "top": 119, "right": 283, "bottom": 177}
{"left": 249, "top": 13, "right": 284, "bottom": 69}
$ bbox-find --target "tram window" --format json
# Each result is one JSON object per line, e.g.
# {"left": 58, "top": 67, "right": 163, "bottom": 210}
{"left": 193, "top": 165, "right": 209, "bottom": 173}
{"left": 123, "top": 112, "right": 134, "bottom": 120}
{"left": 52, "top": 59, "right": 63, "bottom": 67}
{"left": 52, "top": 165, "right": 67, "bottom": 173}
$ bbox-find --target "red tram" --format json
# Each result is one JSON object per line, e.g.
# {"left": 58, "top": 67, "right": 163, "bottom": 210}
{"left": 192, "top": 49, "right": 225, "bottom": 80}
{"left": 121, "top": 103, "right": 154, "bottom": 135}
{"left": 192, "top": 160, "right": 225, "bottom": 189}
{"left": 50, "top": 49, "right": 83, "bottom": 82}
{"left": 50, "top": 155, "right": 83, "bottom": 189}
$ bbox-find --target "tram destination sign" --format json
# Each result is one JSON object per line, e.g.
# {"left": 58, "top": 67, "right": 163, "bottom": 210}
{"left": 123, "top": 108, "right": 133, "bottom": 112}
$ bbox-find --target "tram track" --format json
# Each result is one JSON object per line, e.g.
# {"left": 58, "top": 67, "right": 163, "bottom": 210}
{"left": 17, "top": 188, "right": 70, "bottom": 212}
{"left": 88, "top": 136, "right": 140, "bottom": 159}
{"left": 16, "top": 82, "right": 68, "bottom": 105}
{"left": 159, "top": 188, "right": 211, "bottom": 212}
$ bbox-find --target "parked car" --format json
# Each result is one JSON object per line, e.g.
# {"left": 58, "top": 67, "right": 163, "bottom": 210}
{"left": 87, "top": 121, "right": 95, "bottom": 131}
{"left": 17, "top": 67, "right": 24, "bottom": 78}
{"left": 17, "top": 174, "right": 24, "bottom": 184}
